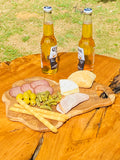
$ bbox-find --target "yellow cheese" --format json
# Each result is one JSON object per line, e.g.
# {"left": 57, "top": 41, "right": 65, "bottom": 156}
{"left": 59, "top": 79, "right": 79, "bottom": 96}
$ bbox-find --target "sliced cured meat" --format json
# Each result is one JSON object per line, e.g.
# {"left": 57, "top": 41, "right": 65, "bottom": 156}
{"left": 21, "top": 83, "right": 34, "bottom": 93}
{"left": 56, "top": 93, "right": 89, "bottom": 114}
{"left": 30, "top": 80, "right": 50, "bottom": 88}
{"left": 34, "top": 85, "right": 54, "bottom": 95}
{"left": 9, "top": 86, "right": 23, "bottom": 97}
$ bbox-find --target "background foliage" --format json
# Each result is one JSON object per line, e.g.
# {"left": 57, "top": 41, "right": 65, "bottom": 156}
{"left": 0, "top": 0, "right": 120, "bottom": 62}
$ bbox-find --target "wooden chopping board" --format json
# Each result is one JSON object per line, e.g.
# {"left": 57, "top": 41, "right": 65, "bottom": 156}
{"left": 2, "top": 77, "right": 115, "bottom": 132}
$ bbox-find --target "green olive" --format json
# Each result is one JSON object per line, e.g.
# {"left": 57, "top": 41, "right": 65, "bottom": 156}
{"left": 16, "top": 93, "right": 23, "bottom": 100}
{"left": 30, "top": 99, "right": 36, "bottom": 106}
{"left": 30, "top": 93, "right": 36, "bottom": 100}
{"left": 27, "top": 90, "right": 32, "bottom": 95}
{"left": 23, "top": 98, "right": 30, "bottom": 104}
{"left": 23, "top": 92, "right": 29, "bottom": 99}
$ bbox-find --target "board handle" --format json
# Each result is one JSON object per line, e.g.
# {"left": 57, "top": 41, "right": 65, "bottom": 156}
{"left": 95, "top": 84, "right": 115, "bottom": 105}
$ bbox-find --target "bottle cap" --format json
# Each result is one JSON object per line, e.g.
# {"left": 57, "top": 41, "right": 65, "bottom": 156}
{"left": 84, "top": 8, "right": 92, "bottom": 14}
{"left": 44, "top": 6, "right": 52, "bottom": 12}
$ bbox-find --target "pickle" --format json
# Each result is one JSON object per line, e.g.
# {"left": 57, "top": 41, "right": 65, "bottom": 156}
{"left": 36, "top": 91, "right": 62, "bottom": 110}
{"left": 37, "top": 95, "right": 42, "bottom": 102}
{"left": 41, "top": 94, "right": 47, "bottom": 102}
{"left": 36, "top": 101, "right": 41, "bottom": 107}
{"left": 50, "top": 102, "right": 57, "bottom": 106}
{"left": 40, "top": 105, "right": 52, "bottom": 111}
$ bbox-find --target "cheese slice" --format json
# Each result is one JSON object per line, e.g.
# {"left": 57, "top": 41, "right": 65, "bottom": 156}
{"left": 59, "top": 79, "right": 79, "bottom": 96}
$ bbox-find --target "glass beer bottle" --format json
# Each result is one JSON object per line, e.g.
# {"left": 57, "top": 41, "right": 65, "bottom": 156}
{"left": 78, "top": 8, "right": 95, "bottom": 71}
{"left": 41, "top": 6, "right": 58, "bottom": 74}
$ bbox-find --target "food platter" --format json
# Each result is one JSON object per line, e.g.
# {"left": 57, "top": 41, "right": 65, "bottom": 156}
{"left": 2, "top": 76, "right": 115, "bottom": 133}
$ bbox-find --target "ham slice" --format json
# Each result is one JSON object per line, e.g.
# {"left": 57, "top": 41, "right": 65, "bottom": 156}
{"left": 30, "top": 80, "right": 50, "bottom": 88}
{"left": 34, "top": 85, "right": 54, "bottom": 94}
{"left": 9, "top": 86, "right": 23, "bottom": 97}
{"left": 9, "top": 79, "right": 52, "bottom": 98}
{"left": 56, "top": 93, "right": 89, "bottom": 114}
{"left": 21, "top": 83, "right": 34, "bottom": 93}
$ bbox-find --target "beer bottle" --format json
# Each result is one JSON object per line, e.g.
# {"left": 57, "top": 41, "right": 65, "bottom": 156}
{"left": 41, "top": 6, "right": 58, "bottom": 74}
{"left": 78, "top": 8, "right": 95, "bottom": 71}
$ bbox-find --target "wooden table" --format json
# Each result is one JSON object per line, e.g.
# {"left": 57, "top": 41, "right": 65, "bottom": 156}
{"left": 0, "top": 52, "right": 120, "bottom": 160}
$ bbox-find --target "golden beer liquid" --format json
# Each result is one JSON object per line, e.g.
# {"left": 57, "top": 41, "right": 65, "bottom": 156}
{"left": 79, "top": 23, "right": 95, "bottom": 71}
{"left": 41, "top": 23, "right": 57, "bottom": 74}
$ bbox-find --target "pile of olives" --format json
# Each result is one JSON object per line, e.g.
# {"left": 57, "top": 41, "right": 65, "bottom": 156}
{"left": 16, "top": 90, "right": 36, "bottom": 106}
{"left": 16, "top": 90, "right": 62, "bottom": 110}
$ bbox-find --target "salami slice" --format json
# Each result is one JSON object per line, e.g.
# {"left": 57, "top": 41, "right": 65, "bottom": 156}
{"left": 56, "top": 93, "right": 89, "bottom": 114}
{"left": 9, "top": 86, "right": 23, "bottom": 97}
{"left": 21, "top": 83, "right": 34, "bottom": 93}
{"left": 30, "top": 80, "right": 50, "bottom": 88}
{"left": 34, "top": 85, "right": 54, "bottom": 95}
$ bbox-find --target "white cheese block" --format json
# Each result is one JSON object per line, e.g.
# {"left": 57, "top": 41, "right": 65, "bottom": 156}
{"left": 59, "top": 79, "right": 79, "bottom": 96}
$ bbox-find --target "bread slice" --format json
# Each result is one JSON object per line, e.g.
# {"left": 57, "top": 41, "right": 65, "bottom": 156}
{"left": 68, "top": 70, "right": 96, "bottom": 88}
{"left": 59, "top": 79, "right": 79, "bottom": 95}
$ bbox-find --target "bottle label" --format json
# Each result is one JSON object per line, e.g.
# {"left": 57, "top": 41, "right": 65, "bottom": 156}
{"left": 49, "top": 45, "right": 57, "bottom": 59}
{"left": 49, "top": 45, "right": 57, "bottom": 70}
{"left": 78, "top": 47, "right": 85, "bottom": 70}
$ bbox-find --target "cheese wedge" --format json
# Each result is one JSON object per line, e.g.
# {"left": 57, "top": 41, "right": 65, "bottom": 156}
{"left": 59, "top": 79, "right": 79, "bottom": 96}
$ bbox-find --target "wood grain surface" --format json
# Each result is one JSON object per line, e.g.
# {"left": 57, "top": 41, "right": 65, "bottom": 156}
{"left": 0, "top": 52, "right": 120, "bottom": 160}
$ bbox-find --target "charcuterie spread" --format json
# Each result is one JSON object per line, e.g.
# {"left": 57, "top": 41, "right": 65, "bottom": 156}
{"left": 2, "top": 71, "right": 115, "bottom": 133}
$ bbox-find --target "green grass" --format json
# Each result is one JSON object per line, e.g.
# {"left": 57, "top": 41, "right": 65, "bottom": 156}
{"left": 0, "top": 0, "right": 120, "bottom": 62}
{"left": 22, "top": 35, "right": 30, "bottom": 42}
{"left": 0, "top": 45, "right": 23, "bottom": 62}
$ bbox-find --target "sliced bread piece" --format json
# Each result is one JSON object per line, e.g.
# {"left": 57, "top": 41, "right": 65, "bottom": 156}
{"left": 68, "top": 70, "right": 96, "bottom": 88}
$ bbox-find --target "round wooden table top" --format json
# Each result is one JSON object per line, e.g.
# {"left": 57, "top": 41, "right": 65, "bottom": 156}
{"left": 0, "top": 52, "right": 120, "bottom": 160}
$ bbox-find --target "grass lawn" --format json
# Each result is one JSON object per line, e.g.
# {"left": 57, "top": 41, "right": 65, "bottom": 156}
{"left": 0, "top": 0, "right": 120, "bottom": 62}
